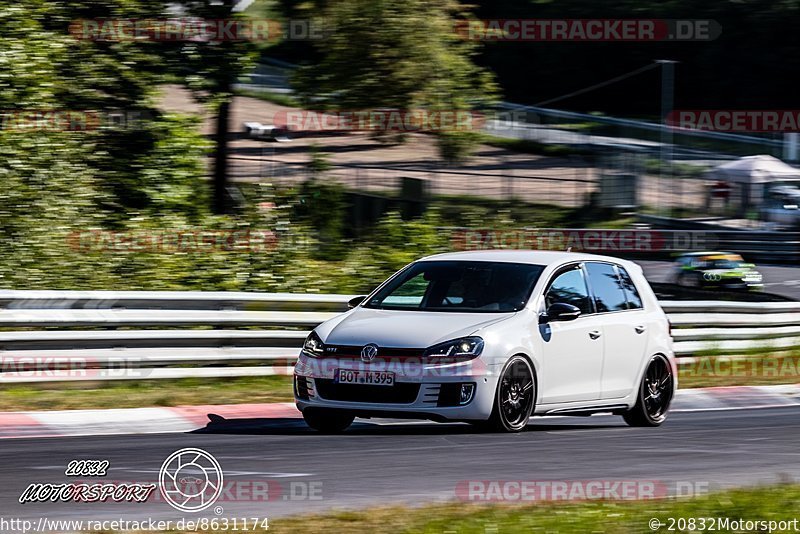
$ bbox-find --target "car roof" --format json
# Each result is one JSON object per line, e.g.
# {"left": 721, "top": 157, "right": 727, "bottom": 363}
{"left": 419, "top": 249, "right": 637, "bottom": 268}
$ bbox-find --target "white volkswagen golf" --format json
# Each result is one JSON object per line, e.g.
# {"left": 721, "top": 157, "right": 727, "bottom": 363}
{"left": 294, "top": 250, "right": 676, "bottom": 432}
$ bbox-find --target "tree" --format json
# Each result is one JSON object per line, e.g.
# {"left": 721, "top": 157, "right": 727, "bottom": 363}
{"left": 290, "top": 0, "right": 497, "bottom": 161}
{"left": 172, "top": 0, "right": 258, "bottom": 214}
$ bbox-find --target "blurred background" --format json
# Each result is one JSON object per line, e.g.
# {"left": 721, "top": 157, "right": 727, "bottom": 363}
{"left": 2, "top": 0, "right": 800, "bottom": 294}
{"left": 3, "top": 4, "right": 800, "bottom": 530}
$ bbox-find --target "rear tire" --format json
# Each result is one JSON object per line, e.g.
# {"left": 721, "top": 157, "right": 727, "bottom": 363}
{"left": 302, "top": 409, "right": 355, "bottom": 433}
{"left": 623, "top": 354, "right": 674, "bottom": 427}
{"left": 485, "top": 355, "right": 536, "bottom": 432}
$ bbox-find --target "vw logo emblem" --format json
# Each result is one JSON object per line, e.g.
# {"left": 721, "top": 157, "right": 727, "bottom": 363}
{"left": 361, "top": 343, "right": 379, "bottom": 363}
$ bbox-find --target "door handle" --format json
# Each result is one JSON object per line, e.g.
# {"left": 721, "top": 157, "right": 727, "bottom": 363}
{"left": 588, "top": 330, "right": 601, "bottom": 339}
{"left": 635, "top": 325, "right": 646, "bottom": 334}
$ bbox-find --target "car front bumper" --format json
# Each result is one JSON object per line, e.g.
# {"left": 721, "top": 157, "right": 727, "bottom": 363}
{"left": 293, "top": 353, "right": 500, "bottom": 422}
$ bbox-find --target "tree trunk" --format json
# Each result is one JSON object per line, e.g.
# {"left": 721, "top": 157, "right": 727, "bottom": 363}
{"left": 213, "top": 97, "right": 232, "bottom": 214}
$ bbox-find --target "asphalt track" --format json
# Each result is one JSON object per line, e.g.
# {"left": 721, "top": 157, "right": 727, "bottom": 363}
{"left": 639, "top": 261, "right": 800, "bottom": 300}
{"left": 1, "top": 406, "right": 799, "bottom": 521}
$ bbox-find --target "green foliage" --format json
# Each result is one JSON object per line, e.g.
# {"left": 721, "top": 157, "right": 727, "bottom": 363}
{"left": 293, "top": 177, "right": 346, "bottom": 258}
{"left": 173, "top": 1, "right": 259, "bottom": 102}
{"left": 291, "top": 0, "right": 498, "bottom": 160}
{"left": 437, "top": 130, "right": 481, "bottom": 164}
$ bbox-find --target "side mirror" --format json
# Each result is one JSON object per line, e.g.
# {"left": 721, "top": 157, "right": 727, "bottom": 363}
{"left": 540, "top": 302, "right": 581, "bottom": 323}
{"left": 347, "top": 296, "right": 366, "bottom": 309}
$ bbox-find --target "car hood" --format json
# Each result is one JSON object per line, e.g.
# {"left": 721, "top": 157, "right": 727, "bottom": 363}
{"left": 316, "top": 307, "right": 516, "bottom": 348}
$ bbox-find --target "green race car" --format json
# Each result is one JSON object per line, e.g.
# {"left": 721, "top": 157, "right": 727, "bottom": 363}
{"left": 673, "top": 252, "right": 764, "bottom": 291}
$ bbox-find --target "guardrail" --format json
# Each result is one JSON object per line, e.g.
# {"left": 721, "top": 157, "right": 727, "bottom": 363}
{"left": 0, "top": 292, "right": 797, "bottom": 383}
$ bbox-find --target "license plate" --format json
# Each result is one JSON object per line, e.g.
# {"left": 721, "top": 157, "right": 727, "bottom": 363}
{"left": 335, "top": 369, "right": 395, "bottom": 386}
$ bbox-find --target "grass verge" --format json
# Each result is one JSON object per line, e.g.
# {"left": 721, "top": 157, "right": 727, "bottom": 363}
{"left": 0, "top": 376, "right": 293, "bottom": 411}
{"left": 162, "top": 484, "right": 800, "bottom": 533}
{"left": 677, "top": 352, "right": 800, "bottom": 388}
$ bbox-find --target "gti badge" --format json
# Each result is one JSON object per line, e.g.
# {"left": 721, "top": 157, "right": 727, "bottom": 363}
{"left": 360, "top": 343, "right": 378, "bottom": 363}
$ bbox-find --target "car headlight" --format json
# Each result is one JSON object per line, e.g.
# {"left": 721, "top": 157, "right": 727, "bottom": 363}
{"left": 302, "top": 331, "right": 325, "bottom": 358}
{"left": 424, "top": 337, "right": 484, "bottom": 360}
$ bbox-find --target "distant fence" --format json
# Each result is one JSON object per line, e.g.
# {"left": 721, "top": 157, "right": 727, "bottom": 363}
{"left": 490, "top": 102, "right": 789, "bottom": 160}
{"left": 0, "top": 291, "right": 798, "bottom": 384}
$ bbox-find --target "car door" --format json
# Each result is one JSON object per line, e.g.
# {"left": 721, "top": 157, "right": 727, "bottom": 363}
{"left": 584, "top": 262, "right": 649, "bottom": 400}
{"left": 538, "top": 264, "right": 604, "bottom": 404}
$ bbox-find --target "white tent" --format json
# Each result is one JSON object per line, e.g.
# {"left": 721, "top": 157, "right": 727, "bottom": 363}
{"left": 704, "top": 155, "right": 800, "bottom": 215}
{"left": 709, "top": 155, "right": 800, "bottom": 184}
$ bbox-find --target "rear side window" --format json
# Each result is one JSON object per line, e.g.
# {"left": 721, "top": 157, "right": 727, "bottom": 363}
{"left": 585, "top": 262, "right": 628, "bottom": 312}
{"left": 545, "top": 267, "right": 593, "bottom": 315}
{"left": 618, "top": 267, "right": 644, "bottom": 310}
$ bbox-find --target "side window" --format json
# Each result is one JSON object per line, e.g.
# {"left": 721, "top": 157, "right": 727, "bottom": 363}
{"left": 585, "top": 262, "right": 628, "bottom": 312}
{"left": 617, "top": 266, "right": 644, "bottom": 310}
{"left": 545, "top": 267, "right": 593, "bottom": 315}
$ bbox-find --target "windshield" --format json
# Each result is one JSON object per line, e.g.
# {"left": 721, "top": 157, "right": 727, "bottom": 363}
{"left": 708, "top": 259, "right": 743, "bottom": 269}
{"left": 364, "top": 260, "right": 545, "bottom": 313}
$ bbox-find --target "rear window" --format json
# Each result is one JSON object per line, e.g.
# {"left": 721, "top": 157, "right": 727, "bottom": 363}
{"left": 585, "top": 262, "right": 628, "bottom": 312}
{"left": 585, "top": 262, "right": 644, "bottom": 312}
{"left": 618, "top": 267, "right": 644, "bottom": 310}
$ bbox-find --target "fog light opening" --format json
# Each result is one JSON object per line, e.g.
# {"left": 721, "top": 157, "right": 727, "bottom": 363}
{"left": 459, "top": 383, "right": 475, "bottom": 405}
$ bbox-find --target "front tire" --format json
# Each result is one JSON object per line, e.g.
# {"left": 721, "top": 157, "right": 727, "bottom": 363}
{"left": 623, "top": 354, "right": 674, "bottom": 427}
{"left": 485, "top": 355, "right": 536, "bottom": 432}
{"left": 302, "top": 408, "right": 355, "bottom": 433}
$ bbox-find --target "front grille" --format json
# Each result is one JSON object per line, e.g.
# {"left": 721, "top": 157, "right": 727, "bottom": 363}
{"left": 315, "top": 379, "right": 420, "bottom": 404}
{"left": 321, "top": 345, "right": 423, "bottom": 359}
